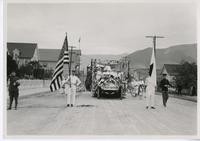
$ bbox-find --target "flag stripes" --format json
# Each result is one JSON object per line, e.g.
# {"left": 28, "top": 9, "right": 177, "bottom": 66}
{"left": 50, "top": 57, "right": 65, "bottom": 92}
{"left": 50, "top": 73, "right": 63, "bottom": 92}
{"left": 50, "top": 34, "right": 69, "bottom": 92}
{"left": 64, "top": 51, "right": 69, "bottom": 64}
{"left": 51, "top": 64, "right": 63, "bottom": 81}
{"left": 50, "top": 57, "right": 64, "bottom": 91}
{"left": 52, "top": 56, "right": 64, "bottom": 76}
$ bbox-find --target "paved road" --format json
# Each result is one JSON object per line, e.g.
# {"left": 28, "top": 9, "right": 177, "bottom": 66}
{"left": 7, "top": 91, "right": 197, "bottom": 136}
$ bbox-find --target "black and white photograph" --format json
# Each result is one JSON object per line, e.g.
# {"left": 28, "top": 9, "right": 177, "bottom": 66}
{"left": 4, "top": 0, "right": 198, "bottom": 138}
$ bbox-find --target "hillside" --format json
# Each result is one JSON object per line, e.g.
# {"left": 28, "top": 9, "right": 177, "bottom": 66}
{"left": 126, "top": 44, "right": 197, "bottom": 69}
{"left": 80, "top": 43, "right": 197, "bottom": 71}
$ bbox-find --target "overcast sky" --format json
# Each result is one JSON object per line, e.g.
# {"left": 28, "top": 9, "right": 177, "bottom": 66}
{"left": 7, "top": 2, "right": 196, "bottom": 55}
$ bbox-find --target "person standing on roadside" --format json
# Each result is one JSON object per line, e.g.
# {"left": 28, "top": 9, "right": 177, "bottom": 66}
{"left": 145, "top": 76, "right": 156, "bottom": 109}
{"left": 63, "top": 70, "right": 81, "bottom": 107}
{"left": 8, "top": 72, "right": 20, "bottom": 110}
{"left": 159, "top": 73, "right": 172, "bottom": 107}
{"left": 177, "top": 83, "right": 182, "bottom": 96}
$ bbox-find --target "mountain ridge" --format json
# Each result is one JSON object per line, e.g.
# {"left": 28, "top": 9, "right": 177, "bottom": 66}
{"left": 80, "top": 43, "right": 197, "bottom": 70}
{"left": 127, "top": 43, "right": 197, "bottom": 69}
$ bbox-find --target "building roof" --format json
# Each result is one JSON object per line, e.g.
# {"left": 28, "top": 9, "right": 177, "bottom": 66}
{"left": 38, "top": 48, "right": 81, "bottom": 62}
{"left": 39, "top": 49, "right": 60, "bottom": 62}
{"left": 7, "top": 42, "right": 37, "bottom": 59}
{"left": 162, "top": 64, "right": 182, "bottom": 76}
{"left": 156, "top": 69, "right": 162, "bottom": 76}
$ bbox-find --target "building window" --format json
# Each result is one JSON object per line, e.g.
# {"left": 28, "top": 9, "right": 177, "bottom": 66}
{"left": 12, "top": 49, "right": 20, "bottom": 63}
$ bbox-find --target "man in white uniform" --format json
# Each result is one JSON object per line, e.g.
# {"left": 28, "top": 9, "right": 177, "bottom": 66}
{"left": 63, "top": 71, "right": 81, "bottom": 107}
{"left": 145, "top": 76, "right": 156, "bottom": 109}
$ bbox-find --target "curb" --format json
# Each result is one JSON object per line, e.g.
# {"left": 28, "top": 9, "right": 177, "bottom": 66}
{"left": 156, "top": 92, "right": 197, "bottom": 102}
{"left": 170, "top": 95, "right": 197, "bottom": 102}
{"left": 19, "top": 90, "right": 50, "bottom": 99}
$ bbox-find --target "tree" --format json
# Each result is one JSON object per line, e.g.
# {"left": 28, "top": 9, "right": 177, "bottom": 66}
{"left": 18, "top": 61, "right": 54, "bottom": 79}
{"left": 19, "top": 64, "right": 33, "bottom": 79}
{"left": 175, "top": 61, "right": 197, "bottom": 95}
{"left": 43, "top": 69, "right": 53, "bottom": 79}
{"left": 7, "top": 53, "right": 18, "bottom": 78}
{"left": 33, "top": 68, "right": 45, "bottom": 79}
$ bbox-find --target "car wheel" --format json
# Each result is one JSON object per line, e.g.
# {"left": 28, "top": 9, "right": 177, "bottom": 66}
{"left": 97, "top": 87, "right": 101, "bottom": 99}
{"left": 92, "top": 92, "right": 97, "bottom": 97}
{"left": 118, "top": 87, "right": 122, "bottom": 99}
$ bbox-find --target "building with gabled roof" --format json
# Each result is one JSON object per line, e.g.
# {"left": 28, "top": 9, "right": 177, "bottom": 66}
{"left": 38, "top": 49, "right": 60, "bottom": 70}
{"left": 38, "top": 48, "right": 81, "bottom": 71}
{"left": 160, "top": 64, "right": 182, "bottom": 85}
{"left": 160, "top": 64, "right": 182, "bottom": 76}
{"left": 7, "top": 42, "right": 39, "bottom": 66}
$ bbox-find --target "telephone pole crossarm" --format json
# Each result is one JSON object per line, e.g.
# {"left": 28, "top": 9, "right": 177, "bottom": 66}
{"left": 146, "top": 35, "right": 164, "bottom": 38}
{"left": 146, "top": 35, "right": 165, "bottom": 56}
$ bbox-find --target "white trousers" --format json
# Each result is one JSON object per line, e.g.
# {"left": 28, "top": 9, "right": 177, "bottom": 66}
{"left": 146, "top": 87, "right": 155, "bottom": 107}
{"left": 65, "top": 85, "right": 76, "bottom": 105}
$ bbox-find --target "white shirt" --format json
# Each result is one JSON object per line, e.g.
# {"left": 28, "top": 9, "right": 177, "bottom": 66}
{"left": 96, "top": 71, "right": 102, "bottom": 80}
{"left": 64, "top": 75, "right": 81, "bottom": 86}
{"left": 145, "top": 77, "right": 155, "bottom": 88}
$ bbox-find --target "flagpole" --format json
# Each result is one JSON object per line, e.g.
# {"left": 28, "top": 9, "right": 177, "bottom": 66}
{"left": 69, "top": 46, "right": 76, "bottom": 88}
{"left": 69, "top": 47, "right": 72, "bottom": 88}
{"left": 63, "top": 32, "right": 69, "bottom": 79}
{"left": 78, "top": 37, "right": 81, "bottom": 50}
{"left": 78, "top": 37, "right": 81, "bottom": 76}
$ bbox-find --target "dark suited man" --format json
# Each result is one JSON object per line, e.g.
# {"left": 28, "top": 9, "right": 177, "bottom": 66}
{"left": 159, "top": 73, "right": 172, "bottom": 107}
{"left": 8, "top": 72, "right": 20, "bottom": 110}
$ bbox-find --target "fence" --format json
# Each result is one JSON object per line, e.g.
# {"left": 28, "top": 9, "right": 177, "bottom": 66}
{"left": 17, "top": 77, "right": 86, "bottom": 91}
{"left": 18, "top": 79, "right": 51, "bottom": 90}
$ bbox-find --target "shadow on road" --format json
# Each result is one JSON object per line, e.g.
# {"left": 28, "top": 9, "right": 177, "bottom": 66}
{"left": 76, "top": 104, "right": 96, "bottom": 107}
{"left": 17, "top": 105, "right": 66, "bottom": 109}
{"left": 17, "top": 104, "right": 97, "bottom": 109}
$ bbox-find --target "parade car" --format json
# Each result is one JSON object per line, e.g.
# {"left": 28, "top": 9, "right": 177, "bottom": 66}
{"left": 94, "top": 75, "right": 123, "bottom": 99}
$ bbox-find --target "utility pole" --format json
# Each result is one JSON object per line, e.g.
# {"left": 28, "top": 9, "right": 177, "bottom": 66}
{"left": 69, "top": 46, "right": 76, "bottom": 76}
{"left": 90, "top": 59, "right": 93, "bottom": 92}
{"left": 146, "top": 35, "right": 164, "bottom": 57}
{"left": 69, "top": 46, "right": 76, "bottom": 88}
{"left": 78, "top": 37, "right": 81, "bottom": 50}
{"left": 146, "top": 35, "right": 164, "bottom": 88}
{"left": 78, "top": 37, "right": 81, "bottom": 77}
{"left": 124, "top": 56, "right": 127, "bottom": 73}
{"left": 128, "top": 60, "right": 130, "bottom": 80}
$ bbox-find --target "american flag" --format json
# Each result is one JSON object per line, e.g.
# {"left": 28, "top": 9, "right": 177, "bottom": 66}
{"left": 50, "top": 35, "right": 69, "bottom": 92}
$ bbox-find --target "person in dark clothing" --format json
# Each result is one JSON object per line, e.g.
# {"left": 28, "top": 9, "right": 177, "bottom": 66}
{"left": 177, "top": 84, "right": 182, "bottom": 96}
{"left": 159, "top": 73, "right": 172, "bottom": 107}
{"left": 191, "top": 85, "right": 196, "bottom": 96}
{"left": 8, "top": 72, "right": 20, "bottom": 110}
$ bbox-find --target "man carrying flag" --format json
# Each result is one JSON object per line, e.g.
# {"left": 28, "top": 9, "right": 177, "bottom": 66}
{"left": 145, "top": 47, "right": 157, "bottom": 109}
{"left": 63, "top": 70, "right": 81, "bottom": 107}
